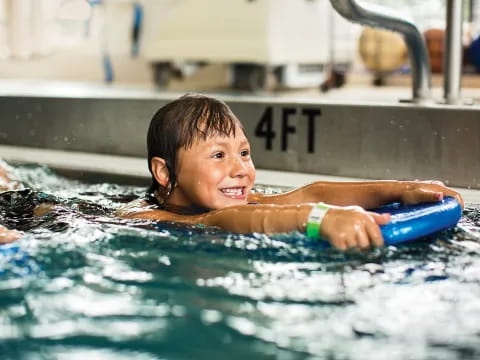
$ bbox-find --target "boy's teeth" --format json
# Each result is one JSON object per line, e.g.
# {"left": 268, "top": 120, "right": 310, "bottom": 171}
{"left": 222, "top": 188, "right": 242, "bottom": 195}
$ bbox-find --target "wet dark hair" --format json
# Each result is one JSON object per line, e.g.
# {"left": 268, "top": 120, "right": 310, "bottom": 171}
{"left": 147, "top": 93, "right": 244, "bottom": 201}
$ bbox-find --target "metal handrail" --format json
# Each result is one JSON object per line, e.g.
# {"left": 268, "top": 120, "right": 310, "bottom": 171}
{"left": 330, "top": 0, "right": 432, "bottom": 103}
{"left": 444, "top": 0, "right": 464, "bottom": 104}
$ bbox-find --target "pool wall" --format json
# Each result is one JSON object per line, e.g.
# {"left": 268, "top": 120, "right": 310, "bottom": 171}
{"left": 1, "top": 90, "right": 480, "bottom": 188}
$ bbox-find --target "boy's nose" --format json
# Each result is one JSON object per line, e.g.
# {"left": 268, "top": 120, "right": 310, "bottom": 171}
{"left": 230, "top": 156, "right": 248, "bottom": 178}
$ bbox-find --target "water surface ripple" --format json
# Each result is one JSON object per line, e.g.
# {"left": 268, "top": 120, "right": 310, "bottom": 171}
{"left": 0, "top": 165, "right": 479, "bottom": 359}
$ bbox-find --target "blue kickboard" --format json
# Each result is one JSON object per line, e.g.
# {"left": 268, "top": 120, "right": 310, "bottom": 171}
{"left": 373, "top": 197, "right": 462, "bottom": 245}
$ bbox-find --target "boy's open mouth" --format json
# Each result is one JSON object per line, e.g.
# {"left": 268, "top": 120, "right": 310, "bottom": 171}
{"left": 220, "top": 187, "right": 246, "bottom": 199}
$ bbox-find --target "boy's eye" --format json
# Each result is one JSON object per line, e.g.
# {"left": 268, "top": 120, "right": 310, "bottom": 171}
{"left": 213, "top": 152, "right": 224, "bottom": 159}
{"left": 240, "top": 150, "right": 250, "bottom": 157}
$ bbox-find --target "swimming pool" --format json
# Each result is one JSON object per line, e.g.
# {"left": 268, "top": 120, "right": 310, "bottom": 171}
{"left": 1, "top": 164, "right": 480, "bottom": 359}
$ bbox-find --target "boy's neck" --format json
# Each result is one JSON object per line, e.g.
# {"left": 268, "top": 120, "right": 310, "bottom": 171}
{"left": 154, "top": 190, "right": 210, "bottom": 215}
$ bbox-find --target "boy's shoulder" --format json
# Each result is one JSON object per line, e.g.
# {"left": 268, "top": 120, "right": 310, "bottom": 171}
{"left": 116, "top": 198, "right": 180, "bottom": 221}
{"left": 116, "top": 198, "right": 156, "bottom": 217}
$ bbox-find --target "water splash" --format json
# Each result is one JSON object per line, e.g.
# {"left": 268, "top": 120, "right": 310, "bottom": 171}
{"left": 0, "top": 165, "right": 479, "bottom": 359}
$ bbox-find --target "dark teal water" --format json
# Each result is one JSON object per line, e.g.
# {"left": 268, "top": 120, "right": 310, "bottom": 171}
{"left": 1, "top": 165, "right": 480, "bottom": 360}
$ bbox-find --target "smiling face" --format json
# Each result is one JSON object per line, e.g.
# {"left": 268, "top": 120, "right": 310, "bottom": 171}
{"left": 166, "top": 124, "right": 256, "bottom": 210}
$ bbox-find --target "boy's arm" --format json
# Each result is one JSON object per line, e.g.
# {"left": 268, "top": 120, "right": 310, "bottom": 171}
{"left": 119, "top": 201, "right": 389, "bottom": 250}
{"left": 248, "top": 181, "right": 464, "bottom": 209}
{"left": 119, "top": 201, "right": 312, "bottom": 234}
{"left": 0, "top": 225, "right": 22, "bottom": 244}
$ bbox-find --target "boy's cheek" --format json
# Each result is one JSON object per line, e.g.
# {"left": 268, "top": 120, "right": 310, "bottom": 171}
{"left": 247, "top": 163, "right": 256, "bottom": 183}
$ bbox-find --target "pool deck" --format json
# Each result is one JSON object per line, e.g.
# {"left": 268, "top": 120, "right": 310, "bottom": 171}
{"left": 2, "top": 144, "right": 479, "bottom": 204}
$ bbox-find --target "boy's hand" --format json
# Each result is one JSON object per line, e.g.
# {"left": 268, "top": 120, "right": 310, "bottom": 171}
{"left": 0, "top": 225, "right": 22, "bottom": 244}
{"left": 320, "top": 206, "right": 390, "bottom": 251}
{"left": 399, "top": 181, "right": 464, "bottom": 209}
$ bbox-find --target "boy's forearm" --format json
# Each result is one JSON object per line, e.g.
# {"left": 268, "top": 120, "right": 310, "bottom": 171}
{"left": 252, "top": 181, "right": 403, "bottom": 208}
{"left": 302, "top": 181, "right": 402, "bottom": 208}
{"left": 199, "top": 204, "right": 313, "bottom": 234}
{"left": 122, "top": 204, "right": 313, "bottom": 235}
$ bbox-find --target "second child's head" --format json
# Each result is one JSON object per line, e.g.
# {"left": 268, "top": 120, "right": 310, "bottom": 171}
{"left": 147, "top": 94, "right": 256, "bottom": 210}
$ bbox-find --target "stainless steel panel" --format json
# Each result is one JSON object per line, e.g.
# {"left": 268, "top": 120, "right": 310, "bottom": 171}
{"left": 1, "top": 95, "right": 479, "bottom": 188}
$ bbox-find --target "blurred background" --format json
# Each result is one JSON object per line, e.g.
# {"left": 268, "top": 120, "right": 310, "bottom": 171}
{"left": 1, "top": 0, "right": 479, "bottom": 100}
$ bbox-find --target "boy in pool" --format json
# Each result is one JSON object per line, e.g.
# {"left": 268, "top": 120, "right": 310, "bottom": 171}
{"left": 119, "top": 94, "right": 463, "bottom": 250}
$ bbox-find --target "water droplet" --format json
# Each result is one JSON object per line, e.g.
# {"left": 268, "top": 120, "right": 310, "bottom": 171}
{"left": 201, "top": 309, "right": 222, "bottom": 324}
{"left": 158, "top": 255, "right": 170, "bottom": 266}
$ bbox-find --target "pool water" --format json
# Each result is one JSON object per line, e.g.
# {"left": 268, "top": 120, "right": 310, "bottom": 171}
{"left": 1, "top": 165, "right": 480, "bottom": 360}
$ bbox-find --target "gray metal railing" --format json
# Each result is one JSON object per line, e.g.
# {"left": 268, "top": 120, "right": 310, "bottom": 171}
{"left": 444, "top": 0, "right": 464, "bottom": 104}
{"left": 330, "top": 0, "right": 432, "bottom": 103}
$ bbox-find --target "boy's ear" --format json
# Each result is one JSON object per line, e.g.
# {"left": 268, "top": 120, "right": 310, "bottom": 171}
{"left": 151, "top": 157, "right": 169, "bottom": 187}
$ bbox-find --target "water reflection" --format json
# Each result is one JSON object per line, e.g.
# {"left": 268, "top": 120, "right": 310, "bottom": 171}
{"left": 0, "top": 165, "right": 479, "bottom": 359}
